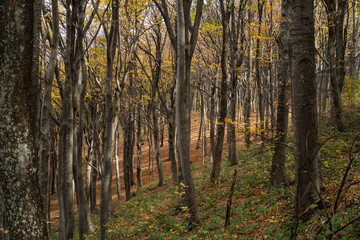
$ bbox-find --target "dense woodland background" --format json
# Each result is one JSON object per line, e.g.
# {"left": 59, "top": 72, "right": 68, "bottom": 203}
{"left": 1, "top": 0, "right": 360, "bottom": 239}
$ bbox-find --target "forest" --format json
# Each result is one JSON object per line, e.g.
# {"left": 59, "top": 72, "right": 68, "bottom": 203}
{"left": 1, "top": 0, "right": 360, "bottom": 239}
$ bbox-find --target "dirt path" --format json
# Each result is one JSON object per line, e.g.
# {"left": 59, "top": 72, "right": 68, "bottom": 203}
{"left": 49, "top": 112, "right": 255, "bottom": 229}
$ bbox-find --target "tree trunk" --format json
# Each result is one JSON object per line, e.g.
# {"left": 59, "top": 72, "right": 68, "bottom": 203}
{"left": 290, "top": 0, "right": 321, "bottom": 217}
{"left": 324, "top": 0, "right": 346, "bottom": 131}
{"left": 255, "top": 0, "right": 265, "bottom": 148}
{"left": 58, "top": 1, "right": 78, "bottom": 238}
{"left": 151, "top": 24, "right": 165, "bottom": 187}
{"left": 100, "top": 0, "right": 119, "bottom": 238}
{"left": 0, "top": 1, "right": 48, "bottom": 238}
{"left": 270, "top": 0, "right": 290, "bottom": 187}
{"left": 176, "top": 0, "right": 203, "bottom": 225}
{"left": 114, "top": 126, "right": 122, "bottom": 199}
{"left": 137, "top": 101, "right": 143, "bottom": 188}
{"left": 74, "top": 10, "right": 94, "bottom": 237}
{"left": 209, "top": 84, "right": 217, "bottom": 161}
{"left": 244, "top": 41, "right": 252, "bottom": 147}
{"left": 123, "top": 118, "right": 132, "bottom": 201}
{"left": 210, "top": 0, "right": 233, "bottom": 181}
{"left": 228, "top": 0, "right": 245, "bottom": 166}
{"left": 168, "top": 86, "right": 178, "bottom": 184}
{"left": 89, "top": 104, "right": 99, "bottom": 213}
{"left": 39, "top": 0, "right": 59, "bottom": 230}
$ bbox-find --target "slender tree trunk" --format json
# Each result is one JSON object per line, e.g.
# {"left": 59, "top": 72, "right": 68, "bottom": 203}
{"left": 270, "top": 0, "right": 290, "bottom": 187}
{"left": 130, "top": 117, "right": 136, "bottom": 187}
{"left": 209, "top": 84, "right": 216, "bottom": 161}
{"left": 146, "top": 124, "right": 154, "bottom": 176}
{"left": 196, "top": 99, "right": 204, "bottom": 150}
{"left": 349, "top": 0, "right": 358, "bottom": 106}
{"left": 228, "top": 1, "right": 245, "bottom": 165}
{"left": 74, "top": 12, "right": 94, "bottom": 237}
{"left": 169, "top": 86, "right": 178, "bottom": 184}
{"left": 160, "top": 115, "right": 165, "bottom": 147}
{"left": 151, "top": 24, "right": 165, "bottom": 187}
{"left": 39, "top": 0, "right": 59, "bottom": 229}
{"left": 202, "top": 88, "right": 208, "bottom": 157}
{"left": 324, "top": 0, "right": 346, "bottom": 131}
{"left": 100, "top": 0, "right": 119, "bottom": 238}
{"left": 176, "top": 0, "right": 203, "bottom": 225}
{"left": 114, "top": 126, "right": 122, "bottom": 199}
{"left": 244, "top": 42, "right": 252, "bottom": 147}
{"left": 31, "top": 0, "right": 42, "bottom": 174}
{"left": 123, "top": 119, "right": 132, "bottom": 201}
{"left": 137, "top": 101, "right": 143, "bottom": 187}
{"left": 58, "top": 2, "right": 78, "bottom": 238}
{"left": 89, "top": 105, "right": 98, "bottom": 213}
{"left": 255, "top": 0, "right": 265, "bottom": 148}
{"left": 153, "top": 107, "right": 165, "bottom": 186}
{"left": 210, "top": 0, "right": 233, "bottom": 181}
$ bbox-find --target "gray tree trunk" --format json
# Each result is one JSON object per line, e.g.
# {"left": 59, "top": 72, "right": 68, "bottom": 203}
{"left": 123, "top": 118, "right": 133, "bottom": 200}
{"left": 89, "top": 104, "right": 99, "bottom": 213}
{"left": 255, "top": 0, "right": 265, "bottom": 148}
{"left": 151, "top": 34, "right": 165, "bottom": 186}
{"left": 137, "top": 101, "right": 143, "bottom": 187}
{"left": 169, "top": 86, "right": 178, "bottom": 184}
{"left": 228, "top": 0, "right": 246, "bottom": 166}
{"left": 39, "top": 0, "right": 59, "bottom": 231}
{"left": 58, "top": 1, "right": 78, "bottom": 238}
{"left": 270, "top": 0, "right": 290, "bottom": 187}
{"left": 176, "top": 0, "right": 203, "bottom": 225}
{"left": 209, "top": 84, "right": 217, "bottom": 161}
{"left": 100, "top": 0, "right": 119, "bottom": 238}
{"left": 0, "top": 1, "right": 48, "bottom": 238}
{"left": 290, "top": 0, "right": 321, "bottom": 217}
{"left": 324, "top": 0, "right": 347, "bottom": 131}
{"left": 155, "top": 0, "right": 203, "bottom": 224}
{"left": 73, "top": 2, "right": 95, "bottom": 237}
{"left": 210, "top": 0, "right": 233, "bottom": 181}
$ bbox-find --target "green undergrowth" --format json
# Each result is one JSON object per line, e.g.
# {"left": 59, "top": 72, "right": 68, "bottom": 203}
{"left": 67, "top": 109, "right": 360, "bottom": 239}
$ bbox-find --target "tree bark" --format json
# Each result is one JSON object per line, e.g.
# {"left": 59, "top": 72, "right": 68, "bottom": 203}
{"left": 176, "top": 0, "right": 203, "bottom": 225}
{"left": 169, "top": 86, "right": 178, "bottom": 184}
{"left": 270, "top": 0, "right": 290, "bottom": 187}
{"left": 0, "top": 1, "right": 48, "bottom": 238}
{"left": 255, "top": 0, "right": 265, "bottom": 148}
{"left": 39, "top": 0, "right": 59, "bottom": 231}
{"left": 210, "top": 0, "right": 233, "bottom": 181}
{"left": 74, "top": 4, "right": 95, "bottom": 236}
{"left": 324, "top": 0, "right": 347, "bottom": 131}
{"left": 58, "top": 1, "right": 78, "bottom": 238}
{"left": 136, "top": 101, "right": 143, "bottom": 187}
{"left": 290, "top": 0, "right": 321, "bottom": 217}
{"left": 100, "top": 0, "right": 119, "bottom": 238}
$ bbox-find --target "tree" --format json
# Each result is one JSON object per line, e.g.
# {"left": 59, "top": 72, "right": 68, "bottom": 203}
{"left": 39, "top": 0, "right": 59, "bottom": 231}
{"left": 0, "top": 1, "right": 48, "bottom": 239}
{"left": 155, "top": 0, "right": 204, "bottom": 225}
{"left": 323, "top": 0, "right": 347, "bottom": 131}
{"left": 270, "top": 0, "right": 290, "bottom": 187}
{"left": 176, "top": 0, "right": 204, "bottom": 225}
{"left": 255, "top": 0, "right": 265, "bottom": 148}
{"left": 100, "top": 0, "right": 119, "bottom": 238}
{"left": 227, "top": 0, "right": 247, "bottom": 166}
{"left": 290, "top": 0, "right": 321, "bottom": 217}
{"left": 210, "top": 0, "right": 234, "bottom": 181}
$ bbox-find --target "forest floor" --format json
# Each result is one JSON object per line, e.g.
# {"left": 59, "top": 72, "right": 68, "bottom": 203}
{"left": 50, "top": 108, "right": 360, "bottom": 239}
